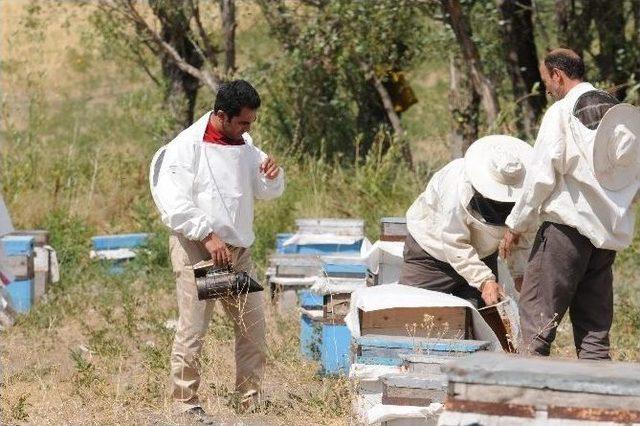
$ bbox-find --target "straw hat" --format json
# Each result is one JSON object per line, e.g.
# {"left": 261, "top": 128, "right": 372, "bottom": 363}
{"left": 464, "top": 135, "right": 533, "bottom": 202}
{"left": 593, "top": 103, "right": 640, "bottom": 191}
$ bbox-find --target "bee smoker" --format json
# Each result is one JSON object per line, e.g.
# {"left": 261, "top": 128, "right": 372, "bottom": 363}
{"left": 192, "top": 260, "right": 263, "bottom": 301}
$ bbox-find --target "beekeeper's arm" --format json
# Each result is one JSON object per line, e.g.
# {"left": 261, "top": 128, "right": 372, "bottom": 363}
{"left": 441, "top": 203, "right": 497, "bottom": 287}
{"left": 252, "top": 146, "right": 285, "bottom": 200}
{"left": 153, "top": 143, "right": 216, "bottom": 241}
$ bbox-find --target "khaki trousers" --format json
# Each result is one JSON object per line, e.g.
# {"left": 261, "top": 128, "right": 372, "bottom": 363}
{"left": 169, "top": 234, "right": 266, "bottom": 413}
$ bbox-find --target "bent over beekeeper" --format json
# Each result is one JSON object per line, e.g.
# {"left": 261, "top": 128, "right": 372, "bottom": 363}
{"left": 399, "top": 135, "right": 533, "bottom": 308}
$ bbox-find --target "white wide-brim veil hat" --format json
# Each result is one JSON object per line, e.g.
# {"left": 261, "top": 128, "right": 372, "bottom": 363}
{"left": 464, "top": 135, "right": 533, "bottom": 202}
{"left": 593, "top": 103, "right": 640, "bottom": 191}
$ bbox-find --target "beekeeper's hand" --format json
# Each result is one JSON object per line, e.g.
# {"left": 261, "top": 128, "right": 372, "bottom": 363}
{"left": 260, "top": 156, "right": 280, "bottom": 180}
{"left": 480, "top": 279, "right": 504, "bottom": 306}
{"left": 203, "top": 233, "right": 231, "bottom": 267}
{"left": 499, "top": 229, "right": 520, "bottom": 259}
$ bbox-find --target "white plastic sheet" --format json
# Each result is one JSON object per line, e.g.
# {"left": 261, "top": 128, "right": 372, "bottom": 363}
{"left": 344, "top": 284, "right": 503, "bottom": 350}
{"left": 268, "top": 275, "right": 318, "bottom": 286}
{"left": 283, "top": 233, "right": 365, "bottom": 246}
{"left": 90, "top": 248, "right": 137, "bottom": 260}
{"left": 360, "top": 240, "right": 404, "bottom": 274}
{"left": 367, "top": 402, "right": 443, "bottom": 424}
{"left": 311, "top": 276, "right": 367, "bottom": 295}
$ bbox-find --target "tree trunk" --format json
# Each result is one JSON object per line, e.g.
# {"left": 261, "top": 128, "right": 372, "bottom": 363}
{"left": 554, "top": 0, "right": 592, "bottom": 56}
{"left": 496, "top": 0, "right": 546, "bottom": 137}
{"left": 150, "top": 0, "right": 204, "bottom": 131}
{"left": 592, "top": 0, "right": 627, "bottom": 96}
{"left": 448, "top": 54, "right": 479, "bottom": 159}
{"left": 220, "top": 0, "right": 236, "bottom": 76}
{"left": 441, "top": 0, "right": 500, "bottom": 126}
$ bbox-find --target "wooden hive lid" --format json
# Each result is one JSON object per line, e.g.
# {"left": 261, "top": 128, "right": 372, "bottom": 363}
{"left": 443, "top": 352, "right": 640, "bottom": 397}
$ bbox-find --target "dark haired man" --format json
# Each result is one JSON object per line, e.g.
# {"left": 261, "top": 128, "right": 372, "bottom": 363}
{"left": 503, "top": 49, "right": 640, "bottom": 359}
{"left": 150, "top": 80, "right": 284, "bottom": 422}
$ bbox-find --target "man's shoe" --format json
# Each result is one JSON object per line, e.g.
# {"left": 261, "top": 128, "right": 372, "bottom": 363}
{"left": 181, "top": 407, "right": 216, "bottom": 425}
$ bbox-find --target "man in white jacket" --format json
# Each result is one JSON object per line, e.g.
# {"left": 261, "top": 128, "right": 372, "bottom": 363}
{"left": 503, "top": 49, "right": 640, "bottom": 359}
{"left": 400, "top": 135, "right": 533, "bottom": 308}
{"left": 150, "top": 80, "right": 284, "bottom": 422}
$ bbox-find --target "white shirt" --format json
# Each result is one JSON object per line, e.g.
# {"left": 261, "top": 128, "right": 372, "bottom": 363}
{"left": 506, "top": 82, "right": 639, "bottom": 251}
{"left": 150, "top": 111, "right": 285, "bottom": 247}
{"left": 406, "top": 159, "right": 531, "bottom": 288}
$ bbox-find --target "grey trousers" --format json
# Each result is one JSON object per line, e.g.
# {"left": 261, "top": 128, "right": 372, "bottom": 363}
{"left": 399, "top": 233, "right": 498, "bottom": 309}
{"left": 519, "top": 222, "right": 616, "bottom": 359}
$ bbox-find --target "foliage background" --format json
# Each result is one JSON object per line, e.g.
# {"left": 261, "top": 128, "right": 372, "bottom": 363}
{"left": 1, "top": 1, "right": 639, "bottom": 424}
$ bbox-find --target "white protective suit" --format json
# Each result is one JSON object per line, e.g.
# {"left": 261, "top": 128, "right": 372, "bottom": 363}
{"left": 406, "top": 159, "right": 532, "bottom": 289}
{"left": 150, "top": 111, "right": 285, "bottom": 247}
{"left": 506, "top": 82, "right": 638, "bottom": 250}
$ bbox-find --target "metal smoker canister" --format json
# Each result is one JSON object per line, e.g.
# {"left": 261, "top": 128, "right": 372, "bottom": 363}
{"left": 193, "top": 264, "right": 263, "bottom": 301}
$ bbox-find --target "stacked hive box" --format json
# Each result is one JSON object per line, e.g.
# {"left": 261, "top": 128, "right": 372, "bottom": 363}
{"left": 316, "top": 262, "right": 368, "bottom": 375}
{"left": 12, "top": 230, "right": 51, "bottom": 301}
{"left": 90, "top": 233, "right": 150, "bottom": 274}
{"left": 367, "top": 217, "right": 407, "bottom": 286}
{"left": 1, "top": 235, "right": 35, "bottom": 313}
{"left": 268, "top": 218, "right": 365, "bottom": 312}
{"left": 439, "top": 352, "right": 640, "bottom": 426}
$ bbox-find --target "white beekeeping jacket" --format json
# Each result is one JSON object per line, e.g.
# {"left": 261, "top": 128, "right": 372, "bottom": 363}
{"left": 406, "top": 159, "right": 532, "bottom": 289}
{"left": 506, "top": 82, "right": 638, "bottom": 250}
{"left": 150, "top": 111, "right": 285, "bottom": 248}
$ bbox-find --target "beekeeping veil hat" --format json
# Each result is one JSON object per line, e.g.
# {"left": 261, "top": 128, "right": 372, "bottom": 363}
{"left": 464, "top": 135, "right": 533, "bottom": 202}
{"left": 592, "top": 103, "right": 640, "bottom": 191}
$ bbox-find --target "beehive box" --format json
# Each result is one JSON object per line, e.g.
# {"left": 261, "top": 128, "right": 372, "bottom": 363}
{"left": 1, "top": 235, "right": 35, "bottom": 312}
{"left": 439, "top": 352, "right": 640, "bottom": 425}
{"left": 354, "top": 334, "right": 490, "bottom": 367}
{"left": 11, "top": 230, "right": 50, "bottom": 300}
{"left": 380, "top": 217, "right": 408, "bottom": 242}
{"left": 358, "top": 306, "right": 472, "bottom": 339}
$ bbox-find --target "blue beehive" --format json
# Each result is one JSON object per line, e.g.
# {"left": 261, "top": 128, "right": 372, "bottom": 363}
{"left": 91, "top": 233, "right": 150, "bottom": 250}
{"left": 300, "top": 310, "right": 323, "bottom": 361}
{"left": 354, "top": 335, "right": 491, "bottom": 366}
{"left": 6, "top": 279, "right": 33, "bottom": 313}
{"left": 91, "top": 233, "right": 150, "bottom": 274}
{"left": 321, "top": 322, "right": 352, "bottom": 375}
{"left": 323, "top": 263, "right": 368, "bottom": 278}
{"left": 275, "top": 233, "right": 296, "bottom": 254}
{"left": 298, "top": 289, "right": 323, "bottom": 310}
{"left": 1, "top": 235, "right": 35, "bottom": 313}
{"left": 296, "top": 241, "right": 362, "bottom": 255}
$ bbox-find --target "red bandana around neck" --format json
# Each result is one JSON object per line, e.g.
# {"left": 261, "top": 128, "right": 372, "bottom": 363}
{"left": 203, "top": 119, "right": 246, "bottom": 146}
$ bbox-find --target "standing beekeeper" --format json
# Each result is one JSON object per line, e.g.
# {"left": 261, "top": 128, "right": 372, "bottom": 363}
{"left": 502, "top": 49, "right": 640, "bottom": 359}
{"left": 150, "top": 80, "right": 284, "bottom": 423}
{"left": 399, "top": 135, "right": 533, "bottom": 308}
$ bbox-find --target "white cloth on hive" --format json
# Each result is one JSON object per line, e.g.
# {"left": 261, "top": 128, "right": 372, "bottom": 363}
{"left": 311, "top": 276, "right": 367, "bottom": 295}
{"left": 344, "top": 284, "right": 503, "bottom": 350}
{"left": 360, "top": 240, "right": 404, "bottom": 274}
{"left": 367, "top": 402, "right": 443, "bottom": 424}
{"left": 283, "top": 233, "right": 364, "bottom": 247}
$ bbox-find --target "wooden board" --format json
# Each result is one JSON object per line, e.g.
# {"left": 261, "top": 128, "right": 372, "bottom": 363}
{"left": 4, "top": 255, "right": 34, "bottom": 280}
{"left": 443, "top": 352, "right": 640, "bottom": 397}
{"left": 382, "top": 374, "right": 447, "bottom": 406}
{"left": 359, "top": 307, "right": 470, "bottom": 339}
{"left": 380, "top": 217, "right": 407, "bottom": 240}
{"left": 451, "top": 382, "right": 640, "bottom": 412}
{"left": 400, "top": 353, "right": 457, "bottom": 375}
{"left": 10, "top": 230, "right": 49, "bottom": 246}
{"left": 323, "top": 293, "right": 351, "bottom": 321}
